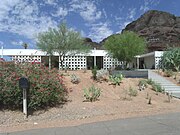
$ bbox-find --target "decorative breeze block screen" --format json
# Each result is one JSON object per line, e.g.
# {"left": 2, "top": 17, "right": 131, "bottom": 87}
{"left": 60, "top": 55, "right": 86, "bottom": 70}
{"left": 12, "top": 56, "right": 41, "bottom": 63}
{"left": 103, "top": 56, "right": 122, "bottom": 69}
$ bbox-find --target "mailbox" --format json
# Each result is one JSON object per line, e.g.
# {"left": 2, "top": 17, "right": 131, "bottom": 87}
{"left": 19, "top": 77, "right": 29, "bottom": 118}
{"left": 19, "top": 77, "right": 29, "bottom": 90}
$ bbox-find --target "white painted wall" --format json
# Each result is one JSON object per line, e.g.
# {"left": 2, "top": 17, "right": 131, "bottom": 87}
{"left": 144, "top": 56, "right": 155, "bottom": 69}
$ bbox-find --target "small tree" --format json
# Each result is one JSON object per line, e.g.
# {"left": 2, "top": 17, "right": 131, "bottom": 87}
{"left": 37, "top": 30, "right": 54, "bottom": 69}
{"left": 103, "top": 31, "right": 146, "bottom": 68}
{"left": 37, "top": 22, "right": 90, "bottom": 70}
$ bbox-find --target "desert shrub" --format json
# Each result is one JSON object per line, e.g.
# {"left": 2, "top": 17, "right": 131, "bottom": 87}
{"left": 138, "top": 80, "right": 148, "bottom": 87}
{"left": 0, "top": 62, "right": 67, "bottom": 111}
{"left": 91, "top": 66, "right": 98, "bottom": 80}
{"left": 0, "top": 62, "right": 22, "bottom": 109}
{"left": 70, "top": 74, "right": 80, "bottom": 84}
{"left": 128, "top": 87, "right": 138, "bottom": 97}
{"left": 152, "top": 82, "right": 164, "bottom": 93}
{"left": 84, "top": 85, "right": 101, "bottom": 102}
{"left": 138, "top": 80, "right": 148, "bottom": 91}
{"left": 164, "top": 69, "right": 174, "bottom": 77}
{"left": 146, "top": 79, "right": 154, "bottom": 85}
{"left": 109, "top": 73, "right": 123, "bottom": 86}
{"left": 96, "top": 69, "right": 109, "bottom": 81}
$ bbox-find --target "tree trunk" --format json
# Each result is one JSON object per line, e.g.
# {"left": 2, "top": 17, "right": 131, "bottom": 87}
{"left": 59, "top": 55, "right": 65, "bottom": 70}
{"left": 49, "top": 55, "right": 51, "bottom": 70}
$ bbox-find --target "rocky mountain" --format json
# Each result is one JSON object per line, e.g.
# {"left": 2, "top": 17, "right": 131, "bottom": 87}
{"left": 83, "top": 38, "right": 103, "bottom": 50}
{"left": 122, "top": 10, "right": 180, "bottom": 52}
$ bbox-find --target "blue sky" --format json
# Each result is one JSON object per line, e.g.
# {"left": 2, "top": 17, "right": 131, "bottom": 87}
{"left": 0, "top": 0, "right": 179, "bottom": 49}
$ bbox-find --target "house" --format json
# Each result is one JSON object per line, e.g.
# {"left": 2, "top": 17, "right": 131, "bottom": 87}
{"left": 1, "top": 49, "right": 122, "bottom": 70}
{"left": 1, "top": 48, "right": 163, "bottom": 70}
{"left": 135, "top": 51, "right": 164, "bottom": 69}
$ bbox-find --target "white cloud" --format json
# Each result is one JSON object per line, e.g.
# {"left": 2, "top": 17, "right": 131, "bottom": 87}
{"left": 44, "top": 0, "right": 57, "bottom": 5}
{"left": 80, "top": 30, "right": 86, "bottom": 37}
{"left": 53, "top": 7, "right": 68, "bottom": 17}
{"left": 0, "top": 0, "right": 57, "bottom": 40}
{"left": 140, "top": 1, "right": 150, "bottom": 12}
{"left": 128, "top": 8, "right": 136, "bottom": 20}
{"left": 11, "top": 40, "right": 23, "bottom": 46}
{"left": 70, "top": 0, "right": 102, "bottom": 22}
{"left": 102, "top": 8, "right": 107, "bottom": 19}
{"left": 88, "top": 22, "right": 113, "bottom": 42}
{"left": 0, "top": 0, "right": 20, "bottom": 21}
{"left": 140, "top": 0, "right": 160, "bottom": 12}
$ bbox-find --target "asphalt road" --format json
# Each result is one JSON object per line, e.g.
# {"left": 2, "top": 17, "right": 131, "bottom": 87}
{"left": 1, "top": 112, "right": 180, "bottom": 135}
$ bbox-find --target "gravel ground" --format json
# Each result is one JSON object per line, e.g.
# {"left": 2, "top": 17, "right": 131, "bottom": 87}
{"left": 1, "top": 70, "right": 180, "bottom": 133}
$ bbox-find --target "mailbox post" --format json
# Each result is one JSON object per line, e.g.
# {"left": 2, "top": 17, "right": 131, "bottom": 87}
{"left": 19, "top": 77, "right": 29, "bottom": 118}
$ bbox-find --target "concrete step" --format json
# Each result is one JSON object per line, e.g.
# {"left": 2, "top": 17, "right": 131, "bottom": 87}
{"left": 163, "top": 86, "right": 180, "bottom": 88}
{"left": 165, "top": 91, "right": 180, "bottom": 93}
{"left": 148, "top": 70, "right": 180, "bottom": 98}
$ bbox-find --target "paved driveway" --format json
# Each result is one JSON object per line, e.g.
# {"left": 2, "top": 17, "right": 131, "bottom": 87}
{"left": 1, "top": 112, "right": 180, "bottom": 135}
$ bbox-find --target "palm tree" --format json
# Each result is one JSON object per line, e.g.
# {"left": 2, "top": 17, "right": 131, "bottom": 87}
{"left": 22, "top": 43, "right": 28, "bottom": 49}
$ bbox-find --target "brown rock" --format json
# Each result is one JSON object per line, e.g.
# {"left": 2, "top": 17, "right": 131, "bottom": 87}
{"left": 122, "top": 10, "right": 180, "bottom": 52}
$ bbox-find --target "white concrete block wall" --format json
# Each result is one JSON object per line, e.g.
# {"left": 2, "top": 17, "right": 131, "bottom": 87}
{"left": 154, "top": 51, "right": 164, "bottom": 69}
{"left": 12, "top": 55, "right": 41, "bottom": 63}
{"left": 155, "top": 57, "right": 162, "bottom": 69}
{"left": 103, "top": 56, "right": 122, "bottom": 69}
{"left": 59, "top": 55, "right": 86, "bottom": 70}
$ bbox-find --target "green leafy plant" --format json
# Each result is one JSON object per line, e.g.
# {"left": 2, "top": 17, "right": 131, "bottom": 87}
{"left": 104, "top": 31, "right": 146, "bottom": 68}
{"left": 109, "top": 73, "right": 123, "bottom": 86}
{"left": 91, "top": 66, "right": 98, "bottom": 80}
{"left": 146, "top": 79, "right": 154, "bottom": 85}
{"left": 138, "top": 80, "right": 148, "bottom": 91}
{"left": 96, "top": 69, "right": 109, "bottom": 81}
{"left": 152, "top": 82, "right": 164, "bottom": 93}
{"left": 70, "top": 74, "right": 80, "bottom": 84}
{"left": 83, "top": 85, "right": 101, "bottom": 102}
{"left": 164, "top": 69, "right": 174, "bottom": 77}
{"left": 128, "top": 86, "right": 138, "bottom": 97}
{"left": 161, "top": 48, "right": 180, "bottom": 79}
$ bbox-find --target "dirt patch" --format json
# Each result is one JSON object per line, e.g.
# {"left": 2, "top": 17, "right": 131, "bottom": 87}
{"left": 1, "top": 70, "right": 180, "bottom": 133}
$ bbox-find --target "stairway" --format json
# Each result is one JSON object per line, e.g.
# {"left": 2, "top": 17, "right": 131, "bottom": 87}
{"left": 148, "top": 70, "right": 180, "bottom": 98}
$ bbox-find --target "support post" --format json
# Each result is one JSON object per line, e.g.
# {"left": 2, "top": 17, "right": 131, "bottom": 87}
{"left": 1, "top": 46, "right": 3, "bottom": 58}
{"left": 94, "top": 48, "right": 96, "bottom": 68}
{"left": 137, "top": 56, "right": 140, "bottom": 69}
{"left": 23, "top": 88, "right": 27, "bottom": 118}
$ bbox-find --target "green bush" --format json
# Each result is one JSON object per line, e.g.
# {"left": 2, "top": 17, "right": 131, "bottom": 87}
{"left": 138, "top": 80, "right": 148, "bottom": 91}
{"left": 109, "top": 73, "right": 123, "bottom": 86}
{"left": 152, "top": 83, "right": 164, "bottom": 93}
{"left": 138, "top": 80, "right": 148, "bottom": 87}
{"left": 0, "top": 62, "right": 67, "bottom": 111}
{"left": 91, "top": 66, "right": 97, "bottom": 80}
{"left": 161, "top": 48, "right": 180, "bottom": 72}
{"left": 146, "top": 79, "right": 154, "bottom": 85}
{"left": 70, "top": 74, "right": 80, "bottom": 84}
{"left": 0, "top": 62, "right": 22, "bottom": 109}
{"left": 164, "top": 69, "right": 174, "bottom": 77}
{"left": 84, "top": 85, "right": 101, "bottom": 102}
{"left": 96, "top": 69, "right": 109, "bottom": 81}
{"left": 128, "top": 87, "right": 138, "bottom": 97}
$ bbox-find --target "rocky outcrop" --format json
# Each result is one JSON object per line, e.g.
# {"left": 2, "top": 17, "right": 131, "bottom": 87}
{"left": 83, "top": 38, "right": 103, "bottom": 50}
{"left": 122, "top": 10, "right": 180, "bottom": 52}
